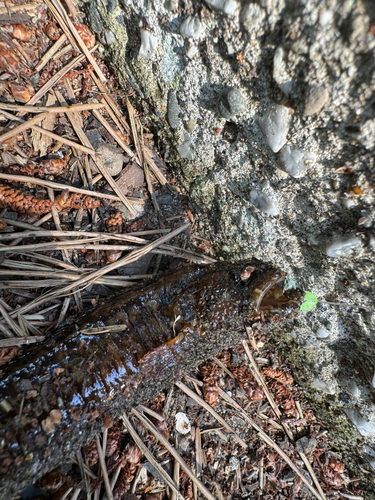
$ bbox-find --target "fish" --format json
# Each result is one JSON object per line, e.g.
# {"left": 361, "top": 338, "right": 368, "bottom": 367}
{"left": 0, "top": 260, "right": 301, "bottom": 498}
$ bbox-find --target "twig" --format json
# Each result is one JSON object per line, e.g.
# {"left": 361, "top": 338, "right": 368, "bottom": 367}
{"left": 92, "top": 109, "right": 134, "bottom": 157}
{"left": 137, "top": 404, "right": 165, "bottom": 422}
{"left": 0, "top": 102, "right": 104, "bottom": 114}
{"left": 0, "top": 236, "right": 107, "bottom": 253}
{"left": 27, "top": 51, "right": 88, "bottom": 106}
{"left": 298, "top": 451, "right": 327, "bottom": 500}
{"left": 171, "top": 436, "right": 180, "bottom": 500}
{"left": 55, "top": 297, "right": 71, "bottom": 328}
{"left": 213, "top": 357, "right": 235, "bottom": 379}
{"left": 35, "top": 33, "right": 67, "bottom": 72}
{"left": 0, "top": 112, "right": 49, "bottom": 143}
{"left": 132, "top": 408, "right": 216, "bottom": 500}
{"left": 45, "top": 0, "right": 106, "bottom": 82}
{"left": 0, "top": 173, "right": 123, "bottom": 202}
{"left": 195, "top": 426, "right": 203, "bottom": 477}
{"left": 122, "top": 414, "right": 182, "bottom": 499}
{"left": 91, "top": 155, "right": 137, "bottom": 216}
{"left": 0, "top": 229, "right": 149, "bottom": 244}
{"left": 2, "top": 223, "right": 190, "bottom": 317}
{"left": 0, "top": 301, "right": 26, "bottom": 337}
{"left": 340, "top": 494, "right": 364, "bottom": 500}
{"left": 216, "top": 387, "right": 324, "bottom": 500}
{"left": 95, "top": 435, "right": 113, "bottom": 500}
{"left": 0, "top": 2, "right": 39, "bottom": 14}
{"left": 0, "top": 336, "right": 44, "bottom": 347}
{"left": 175, "top": 381, "right": 247, "bottom": 449}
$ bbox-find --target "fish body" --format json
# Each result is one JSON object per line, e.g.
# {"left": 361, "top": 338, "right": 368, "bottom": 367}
{"left": 0, "top": 260, "right": 300, "bottom": 498}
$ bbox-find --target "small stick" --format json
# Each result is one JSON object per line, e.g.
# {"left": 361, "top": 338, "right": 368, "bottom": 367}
{"left": 184, "top": 375, "right": 203, "bottom": 387}
{"left": 0, "top": 336, "right": 44, "bottom": 347}
{"left": 171, "top": 436, "right": 180, "bottom": 500}
{"left": 122, "top": 414, "right": 182, "bottom": 499}
{"left": 137, "top": 404, "right": 165, "bottom": 422}
{"left": 35, "top": 34, "right": 67, "bottom": 72}
{"left": 217, "top": 387, "right": 324, "bottom": 500}
{"left": 213, "top": 357, "right": 235, "bottom": 379}
{"left": 0, "top": 236, "right": 107, "bottom": 253}
{"left": 0, "top": 301, "right": 26, "bottom": 337}
{"left": 176, "top": 381, "right": 247, "bottom": 449}
{"left": 92, "top": 109, "right": 134, "bottom": 157}
{"left": 0, "top": 229, "right": 147, "bottom": 244}
{"left": 56, "top": 297, "right": 71, "bottom": 328}
{"left": 0, "top": 173, "right": 121, "bottom": 202}
{"left": 340, "top": 495, "right": 364, "bottom": 500}
{"left": 46, "top": 0, "right": 106, "bottom": 82}
{"left": 27, "top": 51, "right": 87, "bottom": 106}
{"left": 0, "top": 102, "right": 104, "bottom": 114}
{"left": 3, "top": 223, "right": 190, "bottom": 317}
{"left": 0, "top": 2, "right": 39, "bottom": 14}
{"left": 195, "top": 426, "right": 202, "bottom": 477}
{"left": 59, "top": 487, "right": 73, "bottom": 500}
{"left": 0, "top": 112, "right": 48, "bottom": 143}
{"left": 242, "top": 340, "right": 281, "bottom": 419}
{"left": 298, "top": 451, "right": 327, "bottom": 500}
{"left": 91, "top": 155, "right": 137, "bottom": 216}
{"left": 95, "top": 435, "right": 114, "bottom": 500}
{"left": 132, "top": 408, "right": 216, "bottom": 500}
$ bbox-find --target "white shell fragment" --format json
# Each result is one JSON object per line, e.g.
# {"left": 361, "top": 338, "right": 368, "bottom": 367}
{"left": 177, "top": 132, "right": 195, "bottom": 160}
{"left": 175, "top": 412, "right": 191, "bottom": 434}
{"left": 205, "top": 0, "right": 240, "bottom": 16}
{"left": 180, "top": 16, "right": 204, "bottom": 39}
{"left": 325, "top": 233, "right": 362, "bottom": 258}
{"left": 139, "top": 29, "right": 158, "bottom": 59}
{"left": 344, "top": 409, "right": 375, "bottom": 437}
{"left": 273, "top": 46, "right": 292, "bottom": 95}
{"left": 279, "top": 145, "right": 316, "bottom": 178}
{"left": 260, "top": 104, "right": 291, "bottom": 153}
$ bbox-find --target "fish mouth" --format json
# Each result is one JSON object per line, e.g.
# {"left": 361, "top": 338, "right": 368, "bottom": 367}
{"left": 251, "top": 271, "right": 302, "bottom": 314}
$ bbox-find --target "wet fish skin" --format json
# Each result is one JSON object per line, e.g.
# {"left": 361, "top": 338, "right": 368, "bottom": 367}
{"left": 0, "top": 260, "right": 301, "bottom": 498}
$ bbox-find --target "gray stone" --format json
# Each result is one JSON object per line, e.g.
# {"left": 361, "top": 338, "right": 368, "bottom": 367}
{"left": 177, "top": 132, "right": 194, "bottom": 160}
{"left": 139, "top": 29, "right": 158, "bottom": 59}
{"left": 205, "top": 0, "right": 240, "bottom": 15}
{"left": 218, "top": 88, "right": 246, "bottom": 119}
{"left": 273, "top": 46, "right": 292, "bottom": 95}
{"left": 86, "top": 129, "right": 103, "bottom": 150}
{"left": 325, "top": 233, "right": 362, "bottom": 258}
{"left": 260, "top": 104, "right": 291, "bottom": 153}
{"left": 89, "top": 143, "right": 125, "bottom": 176}
{"left": 304, "top": 86, "right": 329, "bottom": 116}
{"left": 279, "top": 145, "right": 316, "bottom": 178}
{"left": 167, "top": 90, "right": 180, "bottom": 129}
{"left": 240, "top": 3, "right": 266, "bottom": 32}
{"left": 249, "top": 188, "right": 279, "bottom": 216}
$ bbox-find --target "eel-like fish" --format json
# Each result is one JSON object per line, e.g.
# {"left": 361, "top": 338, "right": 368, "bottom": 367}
{"left": 0, "top": 260, "right": 301, "bottom": 498}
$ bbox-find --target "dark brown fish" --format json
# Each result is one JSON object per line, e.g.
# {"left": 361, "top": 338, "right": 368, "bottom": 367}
{"left": 0, "top": 260, "right": 301, "bottom": 498}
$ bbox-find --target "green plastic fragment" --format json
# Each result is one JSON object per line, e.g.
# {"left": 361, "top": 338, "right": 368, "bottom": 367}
{"left": 300, "top": 291, "right": 318, "bottom": 311}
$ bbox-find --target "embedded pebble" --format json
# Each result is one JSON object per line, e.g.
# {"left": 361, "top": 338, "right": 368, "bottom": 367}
{"left": 316, "top": 327, "right": 330, "bottom": 340}
{"left": 139, "top": 29, "right": 158, "bottom": 59}
{"left": 273, "top": 46, "right": 292, "bottom": 95}
{"left": 167, "top": 90, "right": 181, "bottom": 130}
{"left": 260, "top": 104, "right": 291, "bottom": 153}
{"left": 175, "top": 412, "right": 191, "bottom": 434}
{"left": 218, "top": 87, "right": 246, "bottom": 119}
{"left": 205, "top": 0, "right": 240, "bottom": 16}
{"left": 312, "top": 378, "right": 335, "bottom": 395}
{"left": 304, "top": 85, "right": 329, "bottom": 116}
{"left": 344, "top": 409, "right": 375, "bottom": 437}
{"left": 250, "top": 187, "right": 279, "bottom": 216}
{"left": 180, "top": 16, "right": 204, "bottom": 39}
{"left": 346, "top": 381, "right": 360, "bottom": 398}
{"left": 369, "top": 234, "right": 375, "bottom": 251}
{"left": 177, "top": 132, "right": 195, "bottom": 160}
{"left": 89, "top": 143, "right": 125, "bottom": 176}
{"left": 240, "top": 3, "right": 266, "bottom": 32}
{"left": 325, "top": 233, "right": 362, "bottom": 258}
{"left": 279, "top": 145, "right": 316, "bottom": 178}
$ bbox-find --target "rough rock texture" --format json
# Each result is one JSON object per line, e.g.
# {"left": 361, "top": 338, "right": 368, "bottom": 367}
{"left": 82, "top": 0, "right": 375, "bottom": 493}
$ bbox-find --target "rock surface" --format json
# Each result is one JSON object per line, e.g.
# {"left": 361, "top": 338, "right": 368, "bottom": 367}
{"left": 83, "top": 0, "right": 375, "bottom": 492}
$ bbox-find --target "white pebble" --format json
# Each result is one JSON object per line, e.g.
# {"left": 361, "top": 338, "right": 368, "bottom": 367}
{"left": 312, "top": 378, "right": 335, "bottom": 395}
{"left": 344, "top": 409, "right": 375, "bottom": 437}
{"left": 316, "top": 327, "right": 330, "bottom": 339}
{"left": 369, "top": 235, "right": 375, "bottom": 252}
{"left": 273, "top": 47, "right": 292, "bottom": 95}
{"left": 205, "top": 0, "right": 240, "bottom": 16}
{"left": 180, "top": 16, "right": 204, "bottom": 39}
{"left": 260, "top": 104, "right": 291, "bottom": 153}
{"left": 325, "top": 233, "right": 362, "bottom": 258}
{"left": 177, "top": 132, "right": 195, "bottom": 160}
{"left": 250, "top": 189, "right": 279, "bottom": 216}
{"left": 240, "top": 3, "right": 266, "bottom": 31}
{"left": 279, "top": 145, "right": 316, "bottom": 178}
{"left": 175, "top": 412, "right": 191, "bottom": 434}
{"left": 139, "top": 29, "right": 158, "bottom": 59}
{"left": 346, "top": 381, "right": 360, "bottom": 398}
